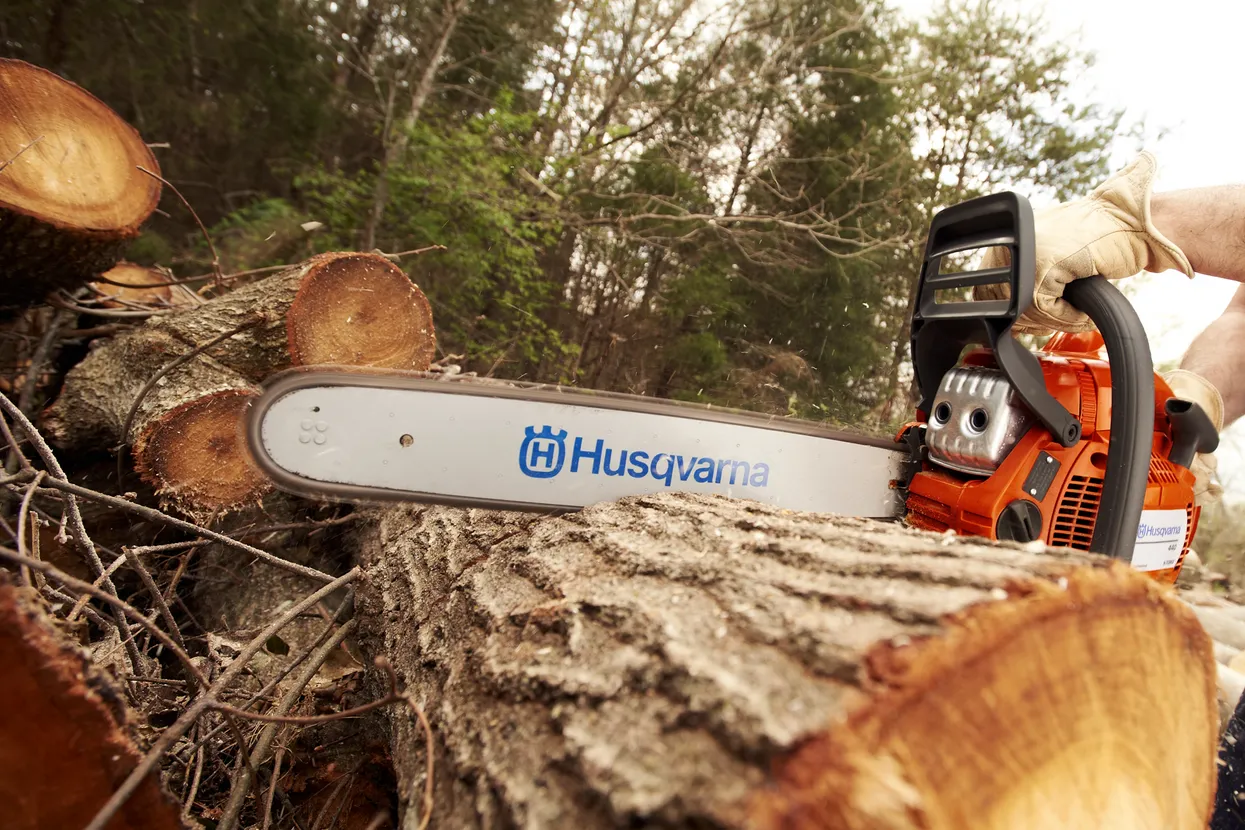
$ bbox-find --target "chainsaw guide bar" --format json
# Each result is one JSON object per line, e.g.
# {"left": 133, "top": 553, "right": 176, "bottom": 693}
{"left": 246, "top": 369, "right": 910, "bottom": 516}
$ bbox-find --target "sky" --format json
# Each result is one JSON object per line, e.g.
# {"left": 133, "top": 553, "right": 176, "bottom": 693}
{"left": 893, "top": 0, "right": 1245, "bottom": 499}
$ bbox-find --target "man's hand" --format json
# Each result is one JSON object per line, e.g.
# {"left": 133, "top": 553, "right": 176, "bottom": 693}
{"left": 1164, "top": 368, "right": 1225, "bottom": 508}
{"left": 974, "top": 151, "right": 1194, "bottom": 333}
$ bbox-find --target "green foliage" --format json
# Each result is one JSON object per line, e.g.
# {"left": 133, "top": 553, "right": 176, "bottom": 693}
{"left": 298, "top": 103, "right": 576, "bottom": 376}
{"left": 0, "top": 0, "right": 1136, "bottom": 430}
{"left": 207, "top": 198, "right": 314, "bottom": 272}
{"left": 124, "top": 231, "right": 176, "bottom": 268}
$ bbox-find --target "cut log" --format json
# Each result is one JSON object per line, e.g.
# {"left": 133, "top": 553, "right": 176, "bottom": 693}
{"left": 43, "top": 251, "right": 436, "bottom": 515}
{"left": 0, "top": 59, "right": 161, "bottom": 311}
{"left": 43, "top": 328, "right": 266, "bottom": 515}
{"left": 0, "top": 578, "right": 183, "bottom": 830}
{"left": 90, "top": 262, "right": 197, "bottom": 310}
{"left": 352, "top": 492, "right": 1218, "bottom": 830}
{"left": 150, "top": 251, "right": 436, "bottom": 381}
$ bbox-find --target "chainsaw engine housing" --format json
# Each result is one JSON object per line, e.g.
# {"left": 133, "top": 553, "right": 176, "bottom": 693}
{"left": 905, "top": 331, "right": 1200, "bottom": 585}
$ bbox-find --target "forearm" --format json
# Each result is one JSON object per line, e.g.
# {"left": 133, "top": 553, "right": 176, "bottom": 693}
{"left": 1180, "top": 287, "right": 1245, "bottom": 428}
{"left": 1152, "top": 185, "right": 1245, "bottom": 282}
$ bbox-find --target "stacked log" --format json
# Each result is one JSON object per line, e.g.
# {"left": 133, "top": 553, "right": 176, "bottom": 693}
{"left": 44, "top": 252, "right": 436, "bottom": 516}
{"left": 0, "top": 578, "right": 183, "bottom": 830}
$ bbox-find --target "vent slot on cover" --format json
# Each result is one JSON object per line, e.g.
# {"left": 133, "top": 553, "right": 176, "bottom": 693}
{"left": 1052, "top": 475, "right": 1103, "bottom": 551}
{"left": 1076, "top": 366, "right": 1097, "bottom": 434}
{"left": 1184, "top": 504, "right": 1195, "bottom": 550}
{"left": 1149, "top": 457, "right": 1180, "bottom": 485}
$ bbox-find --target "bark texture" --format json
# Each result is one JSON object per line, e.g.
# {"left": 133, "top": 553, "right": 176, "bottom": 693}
{"left": 0, "top": 59, "right": 161, "bottom": 312}
{"left": 354, "top": 492, "right": 1218, "bottom": 830}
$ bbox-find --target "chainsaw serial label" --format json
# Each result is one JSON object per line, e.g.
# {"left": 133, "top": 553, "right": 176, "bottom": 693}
{"left": 1130, "top": 509, "right": 1188, "bottom": 572}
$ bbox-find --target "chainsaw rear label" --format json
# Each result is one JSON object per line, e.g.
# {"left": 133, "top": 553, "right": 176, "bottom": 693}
{"left": 1129, "top": 509, "right": 1188, "bottom": 572}
{"left": 253, "top": 383, "right": 904, "bottom": 516}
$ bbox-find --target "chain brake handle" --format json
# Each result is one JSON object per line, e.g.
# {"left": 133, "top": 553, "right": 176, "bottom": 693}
{"left": 909, "top": 191, "right": 1082, "bottom": 448}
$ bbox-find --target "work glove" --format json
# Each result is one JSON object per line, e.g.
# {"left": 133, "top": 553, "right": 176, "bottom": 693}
{"left": 973, "top": 151, "right": 1194, "bottom": 334}
{"left": 1164, "top": 368, "right": 1225, "bottom": 508}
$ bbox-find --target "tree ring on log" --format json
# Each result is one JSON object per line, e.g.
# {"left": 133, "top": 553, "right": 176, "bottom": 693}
{"left": 133, "top": 388, "right": 270, "bottom": 514}
{"left": 286, "top": 253, "right": 436, "bottom": 370}
{"left": 751, "top": 563, "right": 1218, "bottom": 830}
{"left": 0, "top": 59, "right": 161, "bottom": 310}
{"left": 90, "top": 262, "right": 186, "bottom": 309}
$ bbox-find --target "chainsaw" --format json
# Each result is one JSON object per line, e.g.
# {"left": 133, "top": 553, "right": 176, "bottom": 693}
{"left": 244, "top": 192, "right": 1219, "bottom": 584}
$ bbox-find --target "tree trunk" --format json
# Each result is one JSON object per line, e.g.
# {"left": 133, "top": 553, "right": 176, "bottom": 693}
{"left": 363, "top": 0, "right": 469, "bottom": 251}
{"left": 354, "top": 492, "right": 1218, "bottom": 830}
{"left": 0, "top": 59, "right": 161, "bottom": 313}
{"left": 42, "top": 252, "right": 436, "bottom": 516}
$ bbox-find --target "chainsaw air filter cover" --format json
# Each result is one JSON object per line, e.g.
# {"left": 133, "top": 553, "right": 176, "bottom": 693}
{"left": 926, "top": 365, "right": 1034, "bottom": 476}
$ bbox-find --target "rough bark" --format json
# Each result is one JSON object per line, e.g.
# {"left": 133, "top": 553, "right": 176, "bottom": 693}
{"left": 0, "top": 59, "right": 161, "bottom": 312}
{"left": 353, "top": 492, "right": 1218, "bottom": 830}
{"left": 42, "top": 251, "right": 436, "bottom": 515}
{"left": 0, "top": 578, "right": 183, "bottom": 830}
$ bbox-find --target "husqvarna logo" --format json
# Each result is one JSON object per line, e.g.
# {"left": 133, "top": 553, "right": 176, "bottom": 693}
{"left": 516, "top": 424, "right": 770, "bottom": 489}
{"left": 518, "top": 426, "right": 567, "bottom": 478}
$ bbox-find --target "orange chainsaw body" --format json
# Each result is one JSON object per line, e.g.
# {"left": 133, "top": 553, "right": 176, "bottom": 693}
{"left": 901, "top": 330, "right": 1199, "bottom": 585}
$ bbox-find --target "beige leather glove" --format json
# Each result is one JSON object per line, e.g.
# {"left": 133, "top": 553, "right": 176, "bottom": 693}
{"left": 1164, "top": 368, "right": 1225, "bottom": 508}
{"left": 974, "top": 151, "right": 1194, "bottom": 333}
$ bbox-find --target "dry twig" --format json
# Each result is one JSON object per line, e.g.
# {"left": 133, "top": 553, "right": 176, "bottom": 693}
{"left": 137, "top": 165, "right": 223, "bottom": 285}
{"left": 35, "top": 477, "right": 337, "bottom": 583}
{"left": 15, "top": 470, "right": 44, "bottom": 587}
{"left": 0, "top": 134, "right": 43, "bottom": 174}
{"left": 216, "top": 619, "right": 359, "bottom": 830}
{"left": 0, "top": 395, "right": 146, "bottom": 675}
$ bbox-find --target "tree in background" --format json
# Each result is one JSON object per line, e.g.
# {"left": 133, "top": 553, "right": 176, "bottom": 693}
{"left": 871, "top": 0, "right": 1127, "bottom": 425}
{"left": 0, "top": 0, "right": 1134, "bottom": 429}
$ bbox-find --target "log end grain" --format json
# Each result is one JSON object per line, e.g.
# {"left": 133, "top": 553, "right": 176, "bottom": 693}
{"left": 0, "top": 579, "right": 183, "bottom": 830}
{"left": 287, "top": 252, "right": 435, "bottom": 370}
{"left": 0, "top": 59, "right": 161, "bottom": 309}
{"left": 90, "top": 262, "right": 192, "bottom": 310}
{"left": 133, "top": 387, "right": 271, "bottom": 516}
{"left": 750, "top": 562, "right": 1218, "bottom": 830}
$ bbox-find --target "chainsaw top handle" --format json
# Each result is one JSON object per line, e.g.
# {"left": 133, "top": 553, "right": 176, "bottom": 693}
{"left": 910, "top": 191, "right": 1154, "bottom": 561}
